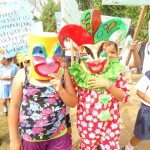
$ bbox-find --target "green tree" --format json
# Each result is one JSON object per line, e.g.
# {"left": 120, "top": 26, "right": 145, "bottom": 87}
{"left": 37, "top": 0, "right": 149, "bottom": 40}
{"left": 39, "top": 0, "right": 60, "bottom": 32}
{"left": 76, "top": 0, "right": 93, "bottom": 10}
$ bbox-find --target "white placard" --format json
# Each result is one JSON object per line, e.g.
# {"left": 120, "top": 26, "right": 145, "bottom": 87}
{"left": 61, "top": 0, "right": 80, "bottom": 24}
{"left": 102, "top": 0, "right": 150, "bottom": 6}
{"left": 32, "top": 21, "right": 43, "bottom": 33}
{"left": 0, "top": 0, "right": 35, "bottom": 58}
{"left": 55, "top": 12, "right": 62, "bottom": 32}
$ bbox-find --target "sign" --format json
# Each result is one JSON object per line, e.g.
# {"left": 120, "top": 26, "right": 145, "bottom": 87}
{"left": 0, "top": 0, "right": 17, "bottom": 4}
{"left": 0, "top": 0, "right": 35, "bottom": 58}
{"left": 61, "top": 0, "right": 80, "bottom": 24}
{"left": 32, "top": 21, "right": 43, "bottom": 33}
{"left": 102, "top": 0, "right": 150, "bottom": 6}
{"left": 55, "top": 12, "right": 62, "bottom": 32}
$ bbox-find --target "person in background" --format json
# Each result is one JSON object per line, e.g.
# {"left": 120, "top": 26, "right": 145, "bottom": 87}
{"left": 62, "top": 37, "right": 78, "bottom": 67}
{"left": 120, "top": 26, "right": 136, "bottom": 84}
{"left": 142, "top": 41, "right": 150, "bottom": 74}
{"left": 122, "top": 70, "right": 150, "bottom": 150}
{"left": 136, "top": 40, "right": 147, "bottom": 74}
{"left": 0, "top": 57, "right": 19, "bottom": 116}
{"left": 23, "top": 53, "right": 30, "bottom": 67}
{"left": 123, "top": 41, "right": 141, "bottom": 74}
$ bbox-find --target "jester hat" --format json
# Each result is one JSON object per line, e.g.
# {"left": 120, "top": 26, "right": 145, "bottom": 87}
{"left": 59, "top": 9, "right": 127, "bottom": 48}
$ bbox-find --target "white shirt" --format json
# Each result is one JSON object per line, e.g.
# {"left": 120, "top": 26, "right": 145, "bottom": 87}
{"left": 142, "top": 41, "right": 150, "bottom": 74}
{"left": 64, "top": 40, "right": 76, "bottom": 56}
{"left": 136, "top": 72, "right": 150, "bottom": 106}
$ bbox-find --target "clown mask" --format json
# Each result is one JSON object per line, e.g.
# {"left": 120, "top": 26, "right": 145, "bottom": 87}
{"left": 78, "top": 41, "right": 109, "bottom": 74}
{"left": 28, "top": 32, "right": 62, "bottom": 80}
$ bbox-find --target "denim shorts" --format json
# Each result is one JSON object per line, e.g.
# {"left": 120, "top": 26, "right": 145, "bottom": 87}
{"left": 134, "top": 103, "right": 150, "bottom": 140}
{"left": 2, "top": 85, "right": 11, "bottom": 99}
{"left": 22, "top": 133, "right": 72, "bottom": 150}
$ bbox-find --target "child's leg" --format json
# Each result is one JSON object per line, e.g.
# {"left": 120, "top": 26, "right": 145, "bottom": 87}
{"left": 2, "top": 85, "right": 11, "bottom": 115}
{"left": 124, "top": 104, "right": 150, "bottom": 150}
{"left": 99, "top": 126, "right": 120, "bottom": 150}
{"left": 2, "top": 98, "right": 8, "bottom": 116}
{"left": 79, "top": 137, "right": 100, "bottom": 150}
{"left": 130, "top": 135, "right": 141, "bottom": 147}
{"left": 128, "top": 72, "right": 133, "bottom": 83}
{"left": 124, "top": 136, "right": 140, "bottom": 150}
{"left": 78, "top": 120, "right": 120, "bottom": 150}
{"left": 78, "top": 119, "right": 102, "bottom": 149}
{"left": 98, "top": 116, "right": 121, "bottom": 150}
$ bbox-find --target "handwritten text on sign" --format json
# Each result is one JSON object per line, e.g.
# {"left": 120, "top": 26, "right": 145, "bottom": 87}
{"left": 0, "top": 3, "right": 34, "bottom": 58}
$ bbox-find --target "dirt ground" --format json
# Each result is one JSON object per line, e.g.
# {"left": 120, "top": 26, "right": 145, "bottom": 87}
{"left": 0, "top": 73, "right": 150, "bottom": 150}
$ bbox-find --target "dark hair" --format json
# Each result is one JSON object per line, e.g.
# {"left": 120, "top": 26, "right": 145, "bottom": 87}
{"left": 107, "top": 41, "right": 118, "bottom": 53}
{"left": 127, "top": 26, "right": 135, "bottom": 38}
{"left": 3, "top": 57, "right": 12, "bottom": 62}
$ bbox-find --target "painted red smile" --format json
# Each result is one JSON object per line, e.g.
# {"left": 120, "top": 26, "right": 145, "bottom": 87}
{"left": 86, "top": 59, "right": 107, "bottom": 74}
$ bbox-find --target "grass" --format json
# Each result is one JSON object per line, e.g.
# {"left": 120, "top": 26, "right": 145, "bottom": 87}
{"left": 0, "top": 104, "right": 9, "bottom": 150}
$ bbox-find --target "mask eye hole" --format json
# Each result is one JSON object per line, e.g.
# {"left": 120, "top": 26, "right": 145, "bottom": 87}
{"left": 80, "top": 46, "right": 94, "bottom": 59}
{"left": 53, "top": 44, "right": 62, "bottom": 56}
{"left": 100, "top": 51, "right": 107, "bottom": 58}
{"left": 32, "top": 44, "right": 47, "bottom": 58}
{"left": 79, "top": 53, "right": 88, "bottom": 61}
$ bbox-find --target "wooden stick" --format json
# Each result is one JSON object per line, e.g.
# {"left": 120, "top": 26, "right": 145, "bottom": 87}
{"left": 125, "top": 6, "right": 147, "bottom": 66}
{"left": 70, "top": 39, "right": 74, "bottom": 66}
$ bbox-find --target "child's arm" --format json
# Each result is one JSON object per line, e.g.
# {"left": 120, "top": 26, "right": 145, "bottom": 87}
{"left": 8, "top": 69, "right": 24, "bottom": 150}
{"left": 110, "top": 73, "right": 130, "bottom": 102}
{"left": 128, "top": 41, "right": 141, "bottom": 69}
{"left": 88, "top": 73, "right": 130, "bottom": 102}
{"left": 49, "top": 69, "right": 78, "bottom": 107}
{"left": 137, "top": 90, "right": 150, "bottom": 104}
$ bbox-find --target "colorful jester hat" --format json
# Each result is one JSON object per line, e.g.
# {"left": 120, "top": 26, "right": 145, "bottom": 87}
{"left": 59, "top": 9, "right": 127, "bottom": 48}
{"left": 28, "top": 32, "right": 62, "bottom": 80}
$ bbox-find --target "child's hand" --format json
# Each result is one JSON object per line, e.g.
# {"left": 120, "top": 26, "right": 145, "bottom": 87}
{"left": 10, "top": 138, "right": 23, "bottom": 150}
{"left": 88, "top": 75, "right": 110, "bottom": 89}
{"left": 130, "top": 40, "right": 138, "bottom": 51}
{"left": 49, "top": 73, "right": 63, "bottom": 92}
